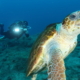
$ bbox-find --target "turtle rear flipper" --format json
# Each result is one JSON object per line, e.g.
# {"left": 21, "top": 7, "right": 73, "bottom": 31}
{"left": 31, "top": 74, "right": 37, "bottom": 80}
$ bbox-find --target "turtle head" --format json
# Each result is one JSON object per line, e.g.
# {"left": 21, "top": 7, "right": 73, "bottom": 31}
{"left": 62, "top": 10, "right": 80, "bottom": 35}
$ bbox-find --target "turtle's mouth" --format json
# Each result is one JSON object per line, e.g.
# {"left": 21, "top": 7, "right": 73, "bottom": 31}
{"left": 75, "top": 23, "right": 80, "bottom": 26}
{"left": 75, "top": 20, "right": 80, "bottom": 26}
{"left": 75, "top": 22, "right": 80, "bottom": 26}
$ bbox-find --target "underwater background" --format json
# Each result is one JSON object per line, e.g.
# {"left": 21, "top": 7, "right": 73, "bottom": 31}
{"left": 0, "top": 0, "right": 80, "bottom": 80}
{"left": 0, "top": 0, "right": 80, "bottom": 35}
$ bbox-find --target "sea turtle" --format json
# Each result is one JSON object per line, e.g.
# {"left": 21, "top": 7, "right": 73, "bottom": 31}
{"left": 26, "top": 11, "right": 80, "bottom": 80}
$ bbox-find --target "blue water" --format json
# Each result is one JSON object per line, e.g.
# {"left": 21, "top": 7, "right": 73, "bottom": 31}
{"left": 0, "top": 0, "right": 80, "bottom": 35}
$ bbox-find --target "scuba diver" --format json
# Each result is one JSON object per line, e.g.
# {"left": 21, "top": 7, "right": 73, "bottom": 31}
{"left": 0, "top": 21, "right": 31, "bottom": 39}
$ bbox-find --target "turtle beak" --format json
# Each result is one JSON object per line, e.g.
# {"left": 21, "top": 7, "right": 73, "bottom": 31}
{"left": 75, "top": 19, "right": 80, "bottom": 26}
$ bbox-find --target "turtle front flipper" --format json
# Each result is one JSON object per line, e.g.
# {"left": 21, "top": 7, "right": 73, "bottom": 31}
{"left": 47, "top": 49, "right": 66, "bottom": 80}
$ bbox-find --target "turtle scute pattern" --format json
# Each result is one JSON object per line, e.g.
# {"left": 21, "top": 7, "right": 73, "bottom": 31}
{"left": 26, "top": 23, "right": 58, "bottom": 76}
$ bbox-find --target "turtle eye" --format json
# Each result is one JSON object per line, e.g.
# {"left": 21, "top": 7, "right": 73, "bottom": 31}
{"left": 69, "top": 14, "right": 76, "bottom": 20}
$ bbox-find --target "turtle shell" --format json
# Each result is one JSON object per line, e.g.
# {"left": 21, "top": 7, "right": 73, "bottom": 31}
{"left": 26, "top": 23, "right": 59, "bottom": 76}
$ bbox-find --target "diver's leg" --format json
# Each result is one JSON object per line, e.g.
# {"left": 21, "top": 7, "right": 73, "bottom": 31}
{"left": 24, "top": 31, "right": 29, "bottom": 37}
{"left": 0, "top": 24, "right": 4, "bottom": 35}
{"left": 25, "top": 33, "right": 29, "bottom": 37}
